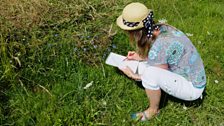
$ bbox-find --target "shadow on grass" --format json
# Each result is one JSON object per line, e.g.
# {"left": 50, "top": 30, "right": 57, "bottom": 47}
{"left": 160, "top": 89, "right": 207, "bottom": 108}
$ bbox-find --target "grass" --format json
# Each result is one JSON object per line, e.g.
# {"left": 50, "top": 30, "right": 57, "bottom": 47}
{"left": 0, "top": 0, "right": 224, "bottom": 125}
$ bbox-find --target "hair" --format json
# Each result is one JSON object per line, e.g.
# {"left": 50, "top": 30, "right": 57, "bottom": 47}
{"left": 127, "top": 28, "right": 157, "bottom": 58}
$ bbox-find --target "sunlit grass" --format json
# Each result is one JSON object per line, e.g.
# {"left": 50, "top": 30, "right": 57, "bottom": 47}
{"left": 0, "top": 0, "right": 224, "bottom": 125}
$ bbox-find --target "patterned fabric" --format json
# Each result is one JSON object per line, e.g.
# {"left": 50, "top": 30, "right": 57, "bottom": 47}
{"left": 142, "top": 11, "right": 160, "bottom": 38}
{"left": 148, "top": 25, "right": 206, "bottom": 88}
{"left": 166, "top": 41, "right": 184, "bottom": 65}
{"left": 123, "top": 19, "right": 140, "bottom": 27}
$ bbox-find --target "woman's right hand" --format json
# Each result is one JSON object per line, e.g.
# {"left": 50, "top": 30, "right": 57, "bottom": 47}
{"left": 127, "top": 51, "right": 146, "bottom": 61}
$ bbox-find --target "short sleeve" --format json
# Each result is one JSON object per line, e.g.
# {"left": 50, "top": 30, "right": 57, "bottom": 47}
{"left": 148, "top": 38, "right": 168, "bottom": 65}
{"left": 148, "top": 36, "right": 185, "bottom": 66}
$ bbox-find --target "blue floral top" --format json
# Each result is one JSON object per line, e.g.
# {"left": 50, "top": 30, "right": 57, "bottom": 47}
{"left": 148, "top": 25, "right": 206, "bottom": 88}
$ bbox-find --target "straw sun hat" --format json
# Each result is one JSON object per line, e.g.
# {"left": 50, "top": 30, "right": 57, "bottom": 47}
{"left": 116, "top": 2, "right": 152, "bottom": 30}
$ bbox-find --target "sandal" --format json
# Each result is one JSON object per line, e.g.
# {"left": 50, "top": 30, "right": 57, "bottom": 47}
{"left": 131, "top": 110, "right": 160, "bottom": 122}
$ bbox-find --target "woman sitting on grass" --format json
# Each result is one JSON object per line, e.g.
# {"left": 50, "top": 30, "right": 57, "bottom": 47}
{"left": 116, "top": 2, "right": 206, "bottom": 121}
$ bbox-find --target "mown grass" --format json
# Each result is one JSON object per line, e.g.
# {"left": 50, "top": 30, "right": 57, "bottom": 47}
{"left": 0, "top": 0, "right": 224, "bottom": 125}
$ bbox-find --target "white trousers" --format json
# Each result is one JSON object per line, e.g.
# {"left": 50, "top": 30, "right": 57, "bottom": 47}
{"left": 141, "top": 66, "right": 204, "bottom": 101}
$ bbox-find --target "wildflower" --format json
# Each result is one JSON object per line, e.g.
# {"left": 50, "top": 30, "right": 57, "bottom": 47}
{"left": 183, "top": 106, "right": 187, "bottom": 110}
{"left": 214, "top": 80, "right": 219, "bottom": 84}
{"left": 158, "top": 18, "right": 167, "bottom": 23}
{"left": 186, "top": 33, "right": 193, "bottom": 37}
{"left": 93, "top": 45, "right": 97, "bottom": 49}
{"left": 102, "top": 100, "right": 107, "bottom": 106}
{"left": 102, "top": 53, "right": 107, "bottom": 59}
{"left": 17, "top": 53, "right": 21, "bottom": 56}
{"left": 84, "top": 81, "right": 93, "bottom": 89}
{"left": 112, "top": 44, "right": 117, "bottom": 49}
{"left": 74, "top": 47, "right": 78, "bottom": 52}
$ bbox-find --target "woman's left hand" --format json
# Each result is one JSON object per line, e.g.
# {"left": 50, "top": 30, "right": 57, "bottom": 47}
{"left": 119, "top": 67, "right": 141, "bottom": 81}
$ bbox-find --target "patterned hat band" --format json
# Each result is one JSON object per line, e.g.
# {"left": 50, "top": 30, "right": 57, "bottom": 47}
{"left": 122, "top": 19, "right": 140, "bottom": 27}
{"left": 123, "top": 10, "right": 160, "bottom": 38}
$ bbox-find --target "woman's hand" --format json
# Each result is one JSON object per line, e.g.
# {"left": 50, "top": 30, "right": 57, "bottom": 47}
{"left": 126, "top": 51, "right": 147, "bottom": 61}
{"left": 119, "top": 66, "right": 141, "bottom": 81}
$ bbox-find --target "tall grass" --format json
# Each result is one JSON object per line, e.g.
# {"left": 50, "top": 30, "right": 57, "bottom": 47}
{"left": 0, "top": 0, "right": 224, "bottom": 125}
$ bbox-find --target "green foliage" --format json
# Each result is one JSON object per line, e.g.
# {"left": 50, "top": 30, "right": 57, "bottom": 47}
{"left": 0, "top": 0, "right": 224, "bottom": 125}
